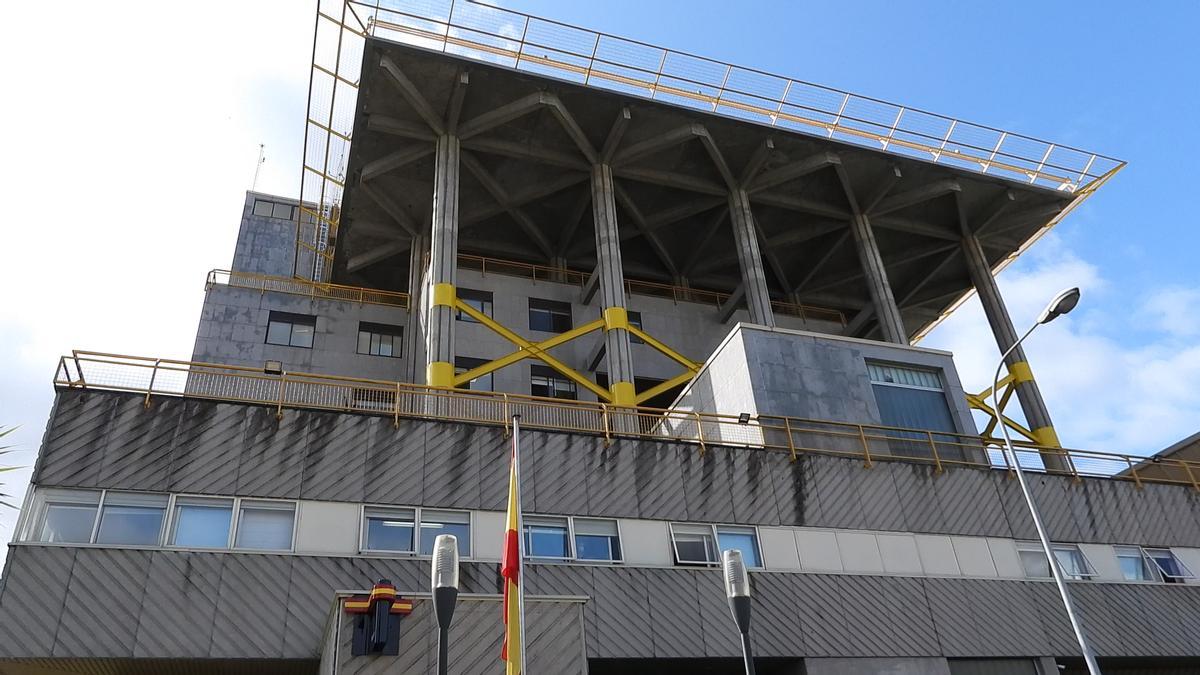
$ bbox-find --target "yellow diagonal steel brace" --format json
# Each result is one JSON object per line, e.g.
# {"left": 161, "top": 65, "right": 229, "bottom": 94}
{"left": 634, "top": 370, "right": 697, "bottom": 406}
{"left": 626, "top": 324, "right": 703, "bottom": 373}
{"left": 453, "top": 300, "right": 611, "bottom": 400}
{"left": 982, "top": 383, "right": 1018, "bottom": 438}
{"left": 971, "top": 372, "right": 1015, "bottom": 405}
{"left": 966, "top": 393, "right": 1039, "bottom": 443}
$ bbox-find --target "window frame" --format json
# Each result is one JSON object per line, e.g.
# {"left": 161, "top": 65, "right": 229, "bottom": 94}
{"left": 232, "top": 498, "right": 298, "bottom": 552}
{"left": 716, "top": 525, "right": 763, "bottom": 569}
{"left": 456, "top": 288, "right": 494, "bottom": 323}
{"left": 358, "top": 505, "right": 474, "bottom": 560}
{"left": 265, "top": 311, "right": 317, "bottom": 349}
{"left": 572, "top": 517, "right": 624, "bottom": 563}
{"left": 523, "top": 515, "right": 573, "bottom": 561}
{"left": 528, "top": 297, "right": 573, "bottom": 334}
{"left": 627, "top": 310, "right": 645, "bottom": 344}
{"left": 94, "top": 491, "right": 170, "bottom": 546}
{"left": 1115, "top": 545, "right": 1159, "bottom": 582}
{"left": 166, "top": 495, "right": 297, "bottom": 552}
{"left": 669, "top": 522, "right": 758, "bottom": 567}
{"left": 1016, "top": 542, "right": 1096, "bottom": 580}
{"left": 1143, "top": 547, "right": 1196, "bottom": 582}
{"left": 24, "top": 488, "right": 176, "bottom": 548}
{"left": 356, "top": 321, "right": 403, "bottom": 358}
{"left": 530, "top": 364, "right": 578, "bottom": 400}
{"left": 454, "top": 356, "right": 494, "bottom": 392}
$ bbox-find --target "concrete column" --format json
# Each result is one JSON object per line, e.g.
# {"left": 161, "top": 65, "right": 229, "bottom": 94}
{"left": 404, "top": 233, "right": 427, "bottom": 385}
{"left": 727, "top": 189, "right": 776, "bottom": 328}
{"left": 962, "top": 233, "right": 1068, "bottom": 470}
{"left": 848, "top": 212, "right": 907, "bottom": 344}
{"left": 424, "top": 135, "right": 459, "bottom": 387}
{"left": 591, "top": 164, "right": 636, "bottom": 406}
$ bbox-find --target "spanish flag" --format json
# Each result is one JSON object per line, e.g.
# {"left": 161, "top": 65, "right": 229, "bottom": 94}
{"left": 500, "top": 416, "right": 524, "bottom": 674}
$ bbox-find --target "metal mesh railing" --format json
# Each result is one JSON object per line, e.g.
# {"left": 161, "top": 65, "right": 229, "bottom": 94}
{"left": 206, "top": 269, "right": 409, "bottom": 308}
{"left": 55, "top": 351, "right": 1200, "bottom": 490}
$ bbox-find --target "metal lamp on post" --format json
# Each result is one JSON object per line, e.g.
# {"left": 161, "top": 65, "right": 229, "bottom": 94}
{"left": 722, "top": 549, "right": 756, "bottom": 675}
{"left": 431, "top": 533, "right": 460, "bottom": 675}
{"left": 990, "top": 287, "right": 1100, "bottom": 675}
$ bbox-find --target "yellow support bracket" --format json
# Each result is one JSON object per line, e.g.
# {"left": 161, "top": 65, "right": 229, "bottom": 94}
{"left": 627, "top": 324, "right": 703, "bottom": 373}
{"left": 432, "top": 283, "right": 456, "bottom": 308}
{"left": 634, "top": 370, "right": 697, "bottom": 406}
{"left": 1008, "top": 360, "right": 1035, "bottom": 384}
{"left": 452, "top": 299, "right": 611, "bottom": 401}
{"left": 603, "top": 306, "right": 629, "bottom": 331}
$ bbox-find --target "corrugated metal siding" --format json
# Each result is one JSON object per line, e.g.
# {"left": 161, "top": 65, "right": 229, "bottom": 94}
{"left": 31, "top": 389, "right": 1200, "bottom": 548}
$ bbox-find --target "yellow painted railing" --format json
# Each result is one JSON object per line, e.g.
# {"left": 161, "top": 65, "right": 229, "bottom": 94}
{"left": 54, "top": 351, "right": 1200, "bottom": 491}
{"left": 206, "top": 270, "right": 409, "bottom": 309}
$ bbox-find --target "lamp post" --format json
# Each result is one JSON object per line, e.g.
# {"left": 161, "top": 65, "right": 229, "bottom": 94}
{"left": 990, "top": 287, "right": 1100, "bottom": 675}
{"left": 722, "top": 549, "right": 756, "bottom": 675}
{"left": 431, "top": 533, "right": 460, "bottom": 675}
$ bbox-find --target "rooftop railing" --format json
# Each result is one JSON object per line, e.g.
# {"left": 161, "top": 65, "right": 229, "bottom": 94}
{"left": 206, "top": 269, "right": 410, "bottom": 309}
{"left": 55, "top": 351, "right": 1200, "bottom": 491}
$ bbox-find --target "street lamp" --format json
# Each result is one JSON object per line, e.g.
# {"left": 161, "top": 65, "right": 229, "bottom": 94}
{"left": 990, "top": 287, "right": 1100, "bottom": 675}
{"left": 722, "top": 549, "right": 756, "bottom": 675}
{"left": 431, "top": 534, "right": 460, "bottom": 675}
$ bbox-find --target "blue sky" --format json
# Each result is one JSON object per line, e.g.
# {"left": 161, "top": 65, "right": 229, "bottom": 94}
{"left": 0, "top": 1, "right": 1197, "bottom": 545}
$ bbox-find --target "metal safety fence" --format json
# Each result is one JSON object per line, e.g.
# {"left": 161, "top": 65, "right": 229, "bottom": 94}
{"left": 54, "top": 351, "right": 1200, "bottom": 491}
{"left": 206, "top": 269, "right": 410, "bottom": 308}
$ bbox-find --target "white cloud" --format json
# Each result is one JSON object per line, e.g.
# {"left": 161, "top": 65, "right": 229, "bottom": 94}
{"left": 923, "top": 235, "right": 1200, "bottom": 456}
{"left": 1140, "top": 286, "right": 1200, "bottom": 338}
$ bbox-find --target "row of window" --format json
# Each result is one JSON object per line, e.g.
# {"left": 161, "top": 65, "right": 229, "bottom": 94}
{"left": 1017, "top": 542, "right": 1195, "bottom": 584}
{"left": 251, "top": 198, "right": 315, "bottom": 223}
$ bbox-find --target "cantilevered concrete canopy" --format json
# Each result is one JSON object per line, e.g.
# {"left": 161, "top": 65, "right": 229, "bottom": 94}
{"left": 332, "top": 38, "right": 1075, "bottom": 341}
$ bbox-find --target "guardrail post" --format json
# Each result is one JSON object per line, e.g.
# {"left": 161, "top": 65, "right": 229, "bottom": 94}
{"left": 784, "top": 417, "right": 797, "bottom": 462}
{"left": 925, "top": 431, "right": 943, "bottom": 475}
{"left": 144, "top": 359, "right": 162, "bottom": 409}
{"left": 503, "top": 394, "right": 512, "bottom": 438}
{"left": 1125, "top": 457, "right": 1143, "bottom": 490}
{"left": 1182, "top": 462, "right": 1200, "bottom": 493}
{"left": 72, "top": 353, "right": 86, "bottom": 387}
{"left": 858, "top": 426, "right": 872, "bottom": 468}
{"left": 695, "top": 412, "right": 706, "bottom": 456}
{"left": 601, "top": 404, "right": 611, "bottom": 447}
{"left": 393, "top": 382, "right": 402, "bottom": 428}
{"left": 276, "top": 373, "right": 287, "bottom": 420}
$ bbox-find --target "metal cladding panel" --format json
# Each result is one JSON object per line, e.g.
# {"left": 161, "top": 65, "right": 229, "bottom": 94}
{"left": 1063, "top": 583, "right": 1123, "bottom": 658}
{"left": 923, "top": 577, "right": 984, "bottom": 657}
{"left": 0, "top": 546, "right": 74, "bottom": 657}
{"left": 589, "top": 566, "right": 654, "bottom": 658}
{"left": 531, "top": 430, "right": 590, "bottom": 516}
{"left": 792, "top": 573, "right": 852, "bottom": 657}
{"left": 1141, "top": 483, "right": 1200, "bottom": 547}
{"left": 746, "top": 572, "right": 805, "bottom": 658}
{"left": 421, "top": 423, "right": 482, "bottom": 511}
{"left": 100, "top": 395, "right": 183, "bottom": 492}
{"left": 134, "top": 551, "right": 223, "bottom": 658}
{"left": 644, "top": 568, "right": 704, "bottom": 658}
{"left": 694, "top": 567, "right": 742, "bottom": 658}
{"left": 729, "top": 448, "right": 783, "bottom": 526}
{"left": 1100, "top": 582, "right": 1166, "bottom": 658}
{"left": 1069, "top": 480, "right": 1118, "bottom": 543}
{"left": 284, "top": 556, "right": 365, "bottom": 658}
{"left": 579, "top": 438, "right": 639, "bottom": 520}
{"left": 35, "top": 391, "right": 117, "bottom": 488}
{"left": 631, "top": 441, "right": 689, "bottom": 521}
{"left": 362, "top": 418, "right": 426, "bottom": 506}
{"left": 963, "top": 579, "right": 1051, "bottom": 657}
{"left": 1090, "top": 478, "right": 1152, "bottom": 545}
{"left": 210, "top": 554, "right": 293, "bottom": 658}
{"left": 525, "top": 564, "right": 597, "bottom": 657}
{"left": 881, "top": 575, "right": 943, "bottom": 656}
{"left": 679, "top": 445, "right": 737, "bottom": 523}
{"left": 932, "top": 466, "right": 1010, "bottom": 538}
{"left": 238, "top": 406, "right": 308, "bottom": 499}
{"left": 808, "top": 454, "right": 868, "bottom": 530}
{"left": 854, "top": 460, "right": 909, "bottom": 533}
{"left": 337, "top": 601, "right": 431, "bottom": 675}
{"left": 988, "top": 472, "right": 1038, "bottom": 541}
{"left": 1147, "top": 583, "right": 1200, "bottom": 657}
{"left": 475, "top": 425, "right": 513, "bottom": 513}
{"left": 1027, "top": 476, "right": 1085, "bottom": 543}
{"left": 53, "top": 549, "right": 152, "bottom": 658}
{"left": 168, "top": 400, "right": 248, "bottom": 495}
{"left": 834, "top": 574, "right": 913, "bottom": 657}
{"left": 765, "top": 450, "right": 808, "bottom": 527}
{"left": 301, "top": 413, "right": 369, "bottom": 503}
{"left": 890, "top": 463, "right": 951, "bottom": 535}
{"left": 1025, "top": 581, "right": 1082, "bottom": 656}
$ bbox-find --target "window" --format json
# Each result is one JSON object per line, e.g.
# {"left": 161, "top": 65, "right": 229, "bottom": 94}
{"left": 457, "top": 288, "right": 493, "bottom": 323}
{"left": 627, "top": 310, "right": 644, "bottom": 344}
{"left": 671, "top": 523, "right": 719, "bottom": 565}
{"left": 363, "top": 507, "right": 416, "bottom": 553}
{"left": 252, "top": 198, "right": 297, "bottom": 220}
{"left": 266, "top": 311, "right": 316, "bottom": 348}
{"left": 33, "top": 489, "right": 100, "bottom": 544}
{"left": 96, "top": 493, "right": 168, "bottom": 546}
{"left": 1017, "top": 542, "right": 1093, "bottom": 580}
{"left": 252, "top": 199, "right": 275, "bottom": 217}
{"left": 717, "top": 526, "right": 762, "bottom": 568}
{"left": 524, "top": 516, "right": 571, "bottom": 559}
{"left": 868, "top": 362, "right": 958, "bottom": 459}
{"left": 357, "top": 322, "right": 403, "bottom": 358}
{"left": 419, "top": 510, "right": 471, "bottom": 557}
{"left": 1144, "top": 548, "right": 1195, "bottom": 584}
{"left": 455, "top": 356, "right": 493, "bottom": 392}
{"left": 528, "top": 298, "right": 572, "bottom": 333}
{"left": 234, "top": 501, "right": 295, "bottom": 551}
{"left": 530, "top": 364, "right": 577, "bottom": 400}
{"left": 1116, "top": 546, "right": 1157, "bottom": 582}
{"left": 171, "top": 497, "right": 234, "bottom": 548}
{"left": 575, "top": 518, "right": 622, "bottom": 562}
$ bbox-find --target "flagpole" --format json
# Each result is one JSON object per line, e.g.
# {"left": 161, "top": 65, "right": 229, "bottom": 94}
{"left": 513, "top": 413, "right": 528, "bottom": 675}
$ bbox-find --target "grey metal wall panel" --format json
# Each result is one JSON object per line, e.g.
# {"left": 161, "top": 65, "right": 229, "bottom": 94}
{"left": 285, "top": 556, "right": 365, "bottom": 658}
{"left": 1148, "top": 583, "right": 1200, "bottom": 657}
{"left": 793, "top": 573, "right": 852, "bottom": 657}
{"left": 53, "top": 549, "right": 152, "bottom": 657}
{"left": 337, "top": 601, "right": 431, "bottom": 675}
{"left": 36, "top": 392, "right": 116, "bottom": 488}
{"left": 809, "top": 454, "right": 868, "bottom": 530}
{"left": 764, "top": 451, "right": 807, "bottom": 527}
{"left": 680, "top": 446, "right": 738, "bottom": 524}
{"left": 890, "top": 463, "right": 951, "bottom": 535}
{"left": 631, "top": 441, "right": 689, "bottom": 521}
{"left": 882, "top": 576, "right": 943, "bottom": 656}
{"left": 583, "top": 439, "right": 640, "bottom": 520}
{"left": 729, "top": 448, "right": 783, "bottom": 526}
{"left": 1141, "top": 483, "right": 1200, "bottom": 547}
{"left": 0, "top": 546, "right": 74, "bottom": 657}
{"left": 100, "top": 395, "right": 182, "bottom": 492}
{"left": 589, "top": 566, "right": 654, "bottom": 658}
{"left": 475, "top": 425, "right": 513, "bottom": 513}
{"left": 525, "top": 564, "right": 596, "bottom": 658}
{"left": 645, "top": 568, "right": 704, "bottom": 657}
{"left": 168, "top": 400, "right": 247, "bottom": 495}
{"left": 422, "top": 423, "right": 481, "bottom": 511}
{"left": 694, "top": 567, "right": 743, "bottom": 658}
{"left": 964, "top": 580, "right": 1050, "bottom": 657}
{"left": 1027, "top": 477, "right": 1083, "bottom": 543}
{"left": 988, "top": 473, "right": 1038, "bottom": 541}
{"left": 855, "top": 461, "right": 910, "bottom": 533}
{"left": 362, "top": 418, "right": 426, "bottom": 506}
{"left": 134, "top": 551, "right": 222, "bottom": 658}
{"left": 1025, "top": 581, "right": 1081, "bottom": 657}
{"left": 835, "top": 574, "right": 909, "bottom": 657}
{"left": 301, "top": 414, "right": 370, "bottom": 503}
{"left": 1064, "top": 583, "right": 1123, "bottom": 658}
{"left": 1100, "top": 582, "right": 1164, "bottom": 658}
{"left": 746, "top": 572, "right": 804, "bottom": 658}
{"left": 531, "top": 430, "right": 589, "bottom": 516}
{"left": 932, "top": 467, "right": 1009, "bottom": 538}
{"left": 923, "top": 577, "right": 984, "bottom": 657}
{"left": 210, "top": 554, "right": 293, "bottom": 658}
{"left": 238, "top": 407, "right": 307, "bottom": 499}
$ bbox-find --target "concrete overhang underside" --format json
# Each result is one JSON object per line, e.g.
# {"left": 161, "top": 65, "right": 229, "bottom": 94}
{"left": 334, "top": 38, "right": 1074, "bottom": 341}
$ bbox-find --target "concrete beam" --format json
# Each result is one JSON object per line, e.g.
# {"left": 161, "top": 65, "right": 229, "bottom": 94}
{"left": 861, "top": 165, "right": 903, "bottom": 214}
{"left": 614, "top": 166, "right": 727, "bottom": 196}
{"left": 616, "top": 197, "right": 724, "bottom": 244}
{"left": 555, "top": 189, "right": 593, "bottom": 258}
{"left": 835, "top": 163, "right": 906, "bottom": 344}
{"left": 869, "top": 179, "right": 961, "bottom": 217}
{"left": 360, "top": 145, "right": 435, "bottom": 183}
{"left": 613, "top": 182, "right": 680, "bottom": 277}
{"left": 444, "top": 71, "right": 470, "bottom": 133}
{"left": 870, "top": 216, "right": 961, "bottom": 241}
{"left": 792, "top": 231, "right": 850, "bottom": 294}
{"left": 379, "top": 56, "right": 445, "bottom": 135}
{"left": 718, "top": 283, "right": 745, "bottom": 324}
{"left": 460, "top": 172, "right": 588, "bottom": 227}
{"left": 750, "top": 191, "right": 851, "bottom": 219}
{"left": 898, "top": 248, "right": 961, "bottom": 306}
{"left": 367, "top": 114, "right": 438, "bottom": 142}
{"left": 694, "top": 127, "right": 737, "bottom": 190}
{"left": 461, "top": 137, "right": 591, "bottom": 172}
{"left": 739, "top": 139, "right": 775, "bottom": 187}
{"left": 842, "top": 306, "right": 875, "bottom": 338}
{"left": 543, "top": 94, "right": 598, "bottom": 165}
{"left": 358, "top": 182, "right": 421, "bottom": 237}
{"left": 612, "top": 123, "right": 702, "bottom": 167}
{"left": 457, "top": 91, "right": 547, "bottom": 140}
{"left": 460, "top": 151, "right": 556, "bottom": 259}
{"left": 747, "top": 151, "right": 840, "bottom": 194}
{"left": 967, "top": 189, "right": 1016, "bottom": 236}
{"left": 804, "top": 243, "right": 958, "bottom": 295}
{"left": 728, "top": 189, "right": 775, "bottom": 327}
{"left": 346, "top": 238, "right": 411, "bottom": 273}
{"left": 580, "top": 263, "right": 601, "bottom": 305}
{"left": 599, "top": 107, "right": 632, "bottom": 164}
{"left": 680, "top": 207, "right": 730, "bottom": 277}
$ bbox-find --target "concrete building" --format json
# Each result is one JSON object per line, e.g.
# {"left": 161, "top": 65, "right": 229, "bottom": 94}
{"left": 3, "top": 2, "right": 1200, "bottom": 675}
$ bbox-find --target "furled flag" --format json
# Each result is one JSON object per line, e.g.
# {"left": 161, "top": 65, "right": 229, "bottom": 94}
{"left": 500, "top": 416, "right": 524, "bottom": 674}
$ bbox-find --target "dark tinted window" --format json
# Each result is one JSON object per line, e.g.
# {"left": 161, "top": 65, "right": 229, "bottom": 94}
{"left": 266, "top": 311, "right": 316, "bottom": 348}
{"left": 528, "top": 298, "right": 572, "bottom": 333}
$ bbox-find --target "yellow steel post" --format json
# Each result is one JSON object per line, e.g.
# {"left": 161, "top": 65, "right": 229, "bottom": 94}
{"left": 601, "top": 404, "right": 611, "bottom": 447}
{"left": 695, "top": 412, "right": 706, "bottom": 455}
{"left": 503, "top": 394, "right": 512, "bottom": 438}
{"left": 276, "top": 373, "right": 287, "bottom": 420}
{"left": 859, "top": 425, "right": 873, "bottom": 468}
{"left": 784, "top": 417, "right": 797, "bottom": 462}
{"left": 144, "top": 359, "right": 161, "bottom": 410}
{"left": 927, "top": 431, "right": 944, "bottom": 474}
{"left": 393, "top": 382, "right": 401, "bottom": 428}
{"left": 1125, "top": 457, "right": 1143, "bottom": 490}
{"left": 1182, "top": 461, "right": 1200, "bottom": 493}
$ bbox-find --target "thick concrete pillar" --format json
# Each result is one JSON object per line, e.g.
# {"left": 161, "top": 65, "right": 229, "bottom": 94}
{"left": 404, "top": 233, "right": 427, "bottom": 385}
{"left": 848, "top": 212, "right": 907, "bottom": 344}
{"left": 962, "top": 233, "right": 1068, "bottom": 469}
{"left": 727, "top": 189, "right": 776, "bottom": 328}
{"left": 591, "top": 164, "right": 636, "bottom": 406}
{"left": 424, "top": 135, "right": 459, "bottom": 387}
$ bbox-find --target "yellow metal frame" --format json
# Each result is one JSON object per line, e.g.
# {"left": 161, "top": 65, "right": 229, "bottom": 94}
{"left": 451, "top": 296, "right": 701, "bottom": 405}
{"left": 965, "top": 363, "right": 1045, "bottom": 446}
